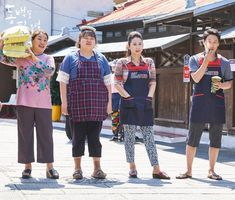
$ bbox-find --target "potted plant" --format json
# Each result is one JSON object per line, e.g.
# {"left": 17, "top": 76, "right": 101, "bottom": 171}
{"left": 50, "top": 71, "right": 61, "bottom": 121}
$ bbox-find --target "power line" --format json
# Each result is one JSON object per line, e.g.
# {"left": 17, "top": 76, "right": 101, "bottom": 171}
{"left": 24, "top": 0, "right": 81, "bottom": 20}
{"left": 24, "top": 0, "right": 51, "bottom": 12}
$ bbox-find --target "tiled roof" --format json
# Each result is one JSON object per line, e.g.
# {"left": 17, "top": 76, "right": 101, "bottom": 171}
{"left": 145, "top": 0, "right": 235, "bottom": 25}
{"left": 87, "top": 0, "right": 222, "bottom": 27}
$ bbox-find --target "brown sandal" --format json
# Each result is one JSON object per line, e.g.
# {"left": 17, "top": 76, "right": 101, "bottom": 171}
{"left": 176, "top": 173, "right": 192, "bottom": 179}
{"left": 46, "top": 168, "right": 59, "bottom": 179}
{"left": 73, "top": 169, "right": 83, "bottom": 180}
{"left": 208, "top": 171, "right": 222, "bottom": 180}
{"left": 153, "top": 171, "right": 170, "bottom": 179}
{"left": 92, "top": 169, "right": 107, "bottom": 179}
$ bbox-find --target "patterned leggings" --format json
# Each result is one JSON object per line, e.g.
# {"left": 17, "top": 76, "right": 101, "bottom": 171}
{"left": 123, "top": 125, "right": 159, "bottom": 166}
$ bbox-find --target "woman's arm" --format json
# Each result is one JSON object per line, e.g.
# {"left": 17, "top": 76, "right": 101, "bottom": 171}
{"left": 147, "top": 58, "right": 156, "bottom": 98}
{"left": 43, "top": 55, "right": 55, "bottom": 77}
{"left": 27, "top": 49, "right": 55, "bottom": 77}
{"left": 57, "top": 55, "right": 71, "bottom": 115}
{"left": 106, "top": 84, "right": 112, "bottom": 114}
{"left": 59, "top": 82, "right": 68, "bottom": 115}
{"left": 148, "top": 82, "right": 156, "bottom": 98}
{"left": 114, "top": 59, "right": 131, "bottom": 98}
{"left": 114, "top": 83, "right": 130, "bottom": 98}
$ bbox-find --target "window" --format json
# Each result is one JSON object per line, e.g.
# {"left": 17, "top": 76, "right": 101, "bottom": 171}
{"left": 136, "top": 28, "right": 144, "bottom": 34}
{"left": 148, "top": 26, "right": 157, "bottom": 33}
{"left": 126, "top": 29, "right": 134, "bottom": 35}
{"left": 114, "top": 31, "right": 122, "bottom": 37}
{"left": 158, "top": 26, "right": 166, "bottom": 32}
{"left": 106, "top": 31, "right": 113, "bottom": 38}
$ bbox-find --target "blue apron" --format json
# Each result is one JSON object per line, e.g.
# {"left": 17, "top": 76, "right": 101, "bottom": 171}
{"left": 120, "top": 63, "right": 153, "bottom": 126}
{"left": 190, "top": 55, "right": 225, "bottom": 123}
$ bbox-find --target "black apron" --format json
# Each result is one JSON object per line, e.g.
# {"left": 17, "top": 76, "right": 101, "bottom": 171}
{"left": 120, "top": 63, "right": 153, "bottom": 126}
{"left": 190, "top": 55, "right": 225, "bottom": 123}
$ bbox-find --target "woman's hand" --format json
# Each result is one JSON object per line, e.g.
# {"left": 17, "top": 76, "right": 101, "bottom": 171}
{"left": 26, "top": 48, "right": 39, "bottom": 62}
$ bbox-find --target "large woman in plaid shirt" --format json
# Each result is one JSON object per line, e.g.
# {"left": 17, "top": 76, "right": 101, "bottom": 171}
{"left": 114, "top": 31, "right": 170, "bottom": 179}
{"left": 57, "top": 26, "right": 112, "bottom": 180}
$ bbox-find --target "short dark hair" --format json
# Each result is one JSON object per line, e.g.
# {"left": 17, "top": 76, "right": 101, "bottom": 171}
{"left": 126, "top": 31, "right": 143, "bottom": 56}
{"left": 76, "top": 26, "right": 97, "bottom": 48}
{"left": 31, "top": 29, "right": 49, "bottom": 41}
{"left": 203, "top": 28, "right": 220, "bottom": 43}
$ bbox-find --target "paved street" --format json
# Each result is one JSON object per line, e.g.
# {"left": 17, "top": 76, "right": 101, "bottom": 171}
{"left": 0, "top": 119, "right": 235, "bottom": 200}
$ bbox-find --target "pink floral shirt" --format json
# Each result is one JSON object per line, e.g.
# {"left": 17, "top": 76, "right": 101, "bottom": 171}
{"left": 0, "top": 52, "right": 55, "bottom": 109}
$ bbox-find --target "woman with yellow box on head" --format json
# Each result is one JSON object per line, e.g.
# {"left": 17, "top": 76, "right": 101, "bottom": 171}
{"left": 0, "top": 28, "right": 59, "bottom": 180}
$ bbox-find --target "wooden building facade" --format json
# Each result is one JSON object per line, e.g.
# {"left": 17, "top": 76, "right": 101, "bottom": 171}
{"left": 143, "top": 1, "right": 235, "bottom": 134}
{"left": 84, "top": 0, "right": 235, "bottom": 134}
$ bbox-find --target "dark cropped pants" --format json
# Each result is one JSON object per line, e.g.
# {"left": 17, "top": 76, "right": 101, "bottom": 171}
{"left": 17, "top": 106, "right": 54, "bottom": 163}
{"left": 71, "top": 121, "right": 103, "bottom": 157}
{"left": 186, "top": 122, "right": 223, "bottom": 148}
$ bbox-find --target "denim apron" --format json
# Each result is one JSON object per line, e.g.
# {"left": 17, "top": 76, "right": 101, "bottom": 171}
{"left": 120, "top": 63, "right": 153, "bottom": 126}
{"left": 67, "top": 51, "right": 108, "bottom": 122}
{"left": 190, "top": 55, "right": 225, "bottom": 123}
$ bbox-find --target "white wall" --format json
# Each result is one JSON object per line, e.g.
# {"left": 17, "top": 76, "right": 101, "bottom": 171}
{"left": 0, "top": 0, "right": 114, "bottom": 37}
{"left": 0, "top": 0, "right": 51, "bottom": 33}
{"left": 53, "top": 0, "right": 114, "bottom": 37}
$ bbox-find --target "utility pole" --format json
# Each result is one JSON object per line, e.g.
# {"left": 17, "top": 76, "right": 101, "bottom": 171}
{"left": 51, "top": 0, "right": 54, "bottom": 35}
{"left": 3, "top": 0, "right": 6, "bottom": 18}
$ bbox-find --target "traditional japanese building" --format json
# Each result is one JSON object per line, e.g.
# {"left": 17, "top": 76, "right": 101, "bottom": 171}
{"left": 82, "top": 0, "right": 235, "bottom": 135}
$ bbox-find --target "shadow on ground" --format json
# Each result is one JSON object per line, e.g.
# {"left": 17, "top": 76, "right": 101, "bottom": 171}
{"left": 5, "top": 178, "right": 65, "bottom": 190}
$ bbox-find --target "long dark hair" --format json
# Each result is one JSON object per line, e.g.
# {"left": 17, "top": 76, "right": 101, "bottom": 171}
{"left": 126, "top": 31, "right": 143, "bottom": 56}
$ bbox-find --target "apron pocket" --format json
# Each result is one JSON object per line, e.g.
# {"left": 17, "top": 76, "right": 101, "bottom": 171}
{"left": 145, "top": 97, "right": 153, "bottom": 110}
{"left": 215, "top": 94, "right": 225, "bottom": 106}
{"left": 122, "top": 97, "right": 135, "bottom": 108}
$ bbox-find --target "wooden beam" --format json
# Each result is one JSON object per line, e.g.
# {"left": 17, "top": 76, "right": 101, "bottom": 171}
{"left": 154, "top": 118, "right": 185, "bottom": 124}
